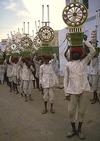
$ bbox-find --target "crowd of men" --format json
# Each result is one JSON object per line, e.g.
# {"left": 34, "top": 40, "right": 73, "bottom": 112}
{"left": 0, "top": 39, "right": 100, "bottom": 140}
{"left": 0, "top": 53, "right": 59, "bottom": 106}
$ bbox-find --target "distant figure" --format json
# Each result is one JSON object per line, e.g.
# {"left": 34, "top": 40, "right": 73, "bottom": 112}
{"left": 6, "top": 59, "right": 13, "bottom": 92}
{"left": 21, "top": 59, "right": 34, "bottom": 102}
{"left": 33, "top": 55, "right": 42, "bottom": 89}
{"left": 89, "top": 54, "right": 99, "bottom": 104}
{"left": 98, "top": 52, "right": 100, "bottom": 99}
{"left": 0, "top": 60, "right": 5, "bottom": 84}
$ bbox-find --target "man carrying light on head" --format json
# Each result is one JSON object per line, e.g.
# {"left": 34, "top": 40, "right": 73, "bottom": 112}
{"left": 64, "top": 39, "right": 96, "bottom": 140}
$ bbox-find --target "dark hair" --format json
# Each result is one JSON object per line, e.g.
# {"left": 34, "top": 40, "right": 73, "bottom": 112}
{"left": 71, "top": 52, "right": 81, "bottom": 60}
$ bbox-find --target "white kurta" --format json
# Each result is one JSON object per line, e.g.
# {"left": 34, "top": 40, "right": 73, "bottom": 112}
{"left": 11, "top": 63, "right": 18, "bottom": 77}
{"left": 39, "top": 63, "right": 57, "bottom": 88}
{"left": 21, "top": 63, "right": 30, "bottom": 81}
{"left": 89, "top": 57, "right": 99, "bottom": 75}
{"left": 64, "top": 41, "right": 96, "bottom": 95}
{"left": 0, "top": 64, "right": 5, "bottom": 82}
{"left": 98, "top": 53, "right": 100, "bottom": 75}
{"left": 7, "top": 64, "right": 12, "bottom": 77}
{"left": 29, "top": 65, "right": 35, "bottom": 81}
{"left": 17, "top": 65, "right": 23, "bottom": 80}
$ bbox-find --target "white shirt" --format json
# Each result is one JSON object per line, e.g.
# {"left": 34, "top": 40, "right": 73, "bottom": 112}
{"left": 17, "top": 65, "right": 23, "bottom": 80}
{"left": 7, "top": 64, "right": 12, "bottom": 77}
{"left": 33, "top": 58, "right": 41, "bottom": 78}
{"left": 29, "top": 65, "right": 35, "bottom": 80}
{"left": 98, "top": 53, "right": 100, "bottom": 75}
{"left": 64, "top": 41, "right": 96, "bottom": 95}
{"left": 89, "top": 57, "right": 99, "bottom": 75}
{"left": 39, "top": 63, "right": 57, "bottom": 88}
{"left": 49, "top": 57, "right": 59, "bottom": 75}
{"left": 11, "top": 63, "right": 18, "bottom": 77}
{"left": 0, "top": 65, "right": 5, "bottom": 74}
{"left": 9, "top": 57, "right": 22, "bottom": 77}
{"left": 21, "top": 64, "right": 35, "bottom": 81}
{"left": 21, "top": 63, "right": 30, "bottom": 80}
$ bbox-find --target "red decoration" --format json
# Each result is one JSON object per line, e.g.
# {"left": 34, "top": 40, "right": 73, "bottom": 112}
{"left": 70, "top": 47, "right": 83, "bottom": 56}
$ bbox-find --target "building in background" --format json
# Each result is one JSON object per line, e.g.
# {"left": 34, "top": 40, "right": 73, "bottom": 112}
{"left": 58, "top": 0, "right": 100, "bottom": 75}
{"left": 50, "top": 30, "right": 59, "bottom": 47}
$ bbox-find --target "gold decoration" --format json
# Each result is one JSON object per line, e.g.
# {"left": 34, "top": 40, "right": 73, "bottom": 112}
{"left": 62, "top": 2, "right": 88, "bottom": 27}
{"left": 38, "top": 26, "right": 54, "bottom": 42}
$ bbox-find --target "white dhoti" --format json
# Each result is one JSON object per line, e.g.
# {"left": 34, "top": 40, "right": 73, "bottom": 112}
{"left": 12, "top": 76, "right": 17, "bottom": 84}
{"left": 43, "top": 88, "right": 54, "bottom": 103}
{"left": 23, "top": 80, "right": 33, "bottom": 96}
{"left": 89, "top": 74, "right": 98, "bottom": 92}
{"left": 67, "top": 92, "right": 88, "bottom": 122}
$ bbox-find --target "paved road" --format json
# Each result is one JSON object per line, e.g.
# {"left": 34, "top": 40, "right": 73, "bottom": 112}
{"left": 0, "top": 84, "right": 100, "bottom": 141}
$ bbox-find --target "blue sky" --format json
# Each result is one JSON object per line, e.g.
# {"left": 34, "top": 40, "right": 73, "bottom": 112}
{"left": 0, "top": 0, "right": 66, "bottom": 41}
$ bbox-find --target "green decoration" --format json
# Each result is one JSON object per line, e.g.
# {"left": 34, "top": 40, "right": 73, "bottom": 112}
{"left": 70, "top": 32, "right": 84, "bottom": 47}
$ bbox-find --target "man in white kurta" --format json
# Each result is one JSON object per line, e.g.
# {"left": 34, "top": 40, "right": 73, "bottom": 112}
{"left": 64, "top": 41, "right": 96, "bottom": 139}
{"left": 49, "top": 53, "right": 59, "bottom": 87}
{"left": 33, "top": 56, "right": 41, "bottom": 89}
{"left": 6, "top": 61, "right": 13, "bottom": 92}
{"left": 88, "top": 55, "right": 99, "bottom": 104}
{"left": 16, "top": 61, "right": 23, "bottom": 95}
{"left": 21, "top": 61, "right": 34, "bottom": 102}
{"left": 0, "top": 63, "right": 5, "bottom": 84}
{"left": 39, "top": 56, "right": 57, "bottom": 114}
{"left": 9, "top": 56, "right": 22, "bottom": 93}
{"left": 97, "top": 53, "right": 100, "bottom": 99}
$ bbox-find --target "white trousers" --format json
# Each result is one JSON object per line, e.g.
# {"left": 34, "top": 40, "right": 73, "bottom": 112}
{"left": 89, "top": 74, "right": 99, "bottom": 92}
{"left": 67, "top": 92, "right": 88, "bottom": 122}
{"left": 23, "top": 80, "right": 33, "bottom": 95}
{"left": 43, "top": 88, "right": 54, "bottom": 103}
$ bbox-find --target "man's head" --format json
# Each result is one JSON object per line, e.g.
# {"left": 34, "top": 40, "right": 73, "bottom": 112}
{"left": 43, "top": 55, "right": 52, "bottom": 64}
{"left": 71, "top": 52, "right": 81, "bottom": 60}
{"left": 70, "top": 47, "right": 83, "bottom": 60}
{"left": 11, "top": 57, "right": 18, "bottom": 64}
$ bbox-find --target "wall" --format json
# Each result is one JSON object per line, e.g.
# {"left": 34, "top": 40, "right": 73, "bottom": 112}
{"left": 58, "top": 28, "right": 68, "bottom": 75}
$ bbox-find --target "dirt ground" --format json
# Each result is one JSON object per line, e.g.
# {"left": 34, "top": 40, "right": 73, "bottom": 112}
{"left": 0, "top": 83, "right": 100, "bottom": 141}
